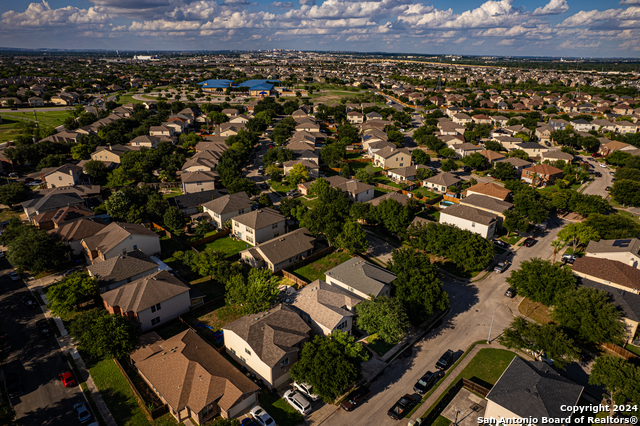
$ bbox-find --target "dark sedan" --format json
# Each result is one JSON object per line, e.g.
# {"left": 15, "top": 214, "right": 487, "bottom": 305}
{"left": 413, "top": 371, "right": 437, "bottom": 394}
{"left": 340, "top": 386, "right": 371, "bottom": 411}
{"left": 387, "top": 394, "right": 416, "bottom": 420}
{"left": 22, "top": 295, "right": 38, "bottom": 309}
{"left": 523, "top": 238, "right": 536, "bottom": 247}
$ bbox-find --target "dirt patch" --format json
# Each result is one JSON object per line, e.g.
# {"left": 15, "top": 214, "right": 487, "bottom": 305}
{"left": 518, "top": 297, "right": 553, "bottom": 324}
{"left": 197, "top": 305, "right": 245, "bottom": 331}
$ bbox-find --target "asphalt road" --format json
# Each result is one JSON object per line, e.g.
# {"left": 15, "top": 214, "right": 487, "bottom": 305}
{"left": 324, "top": 215, "right": 567, "bottom": 426}
{"left": 244, "top": 137, "right": 283, "bottom": 205}
{"left": 579, "top": 155, "right": 614, "bottom": 199}
{"left": 0, "top": 260, "right": 85, "bottom": 425}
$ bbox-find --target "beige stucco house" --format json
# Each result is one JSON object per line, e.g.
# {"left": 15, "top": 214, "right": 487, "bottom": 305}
{"left": 232, "top": 208, "right": 285, "bottom": 245}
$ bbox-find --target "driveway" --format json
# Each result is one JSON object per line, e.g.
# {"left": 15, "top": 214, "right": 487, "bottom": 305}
{"left": 365, "top": 233, "right": 396, "bottom": 265}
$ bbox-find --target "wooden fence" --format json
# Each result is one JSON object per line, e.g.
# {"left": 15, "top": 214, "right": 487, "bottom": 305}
{"left": 600, "top": 342, "right": 638, "bottom": 360}
{"left": 280, "top": 245, "right": 335, "bottom": 287}
{"left": 113, "top": 358, "right": 169, "bottom": 420}
{"left": 462, "top": 378, "right": 490, "bottom": 398}
{"left": 281, "top": 270, "right": 309, "bottom": 287}
{"left": 375, "top": 182, "right": 404, "bottom": 192}
{"left": 189, "top": 229, "right": 230, "bottom": 247}
{"left": 345, "top": 158, "right": 373, "bottom": 164}
{"left": 443, "top": 194, "right": 461, "bottom": 204}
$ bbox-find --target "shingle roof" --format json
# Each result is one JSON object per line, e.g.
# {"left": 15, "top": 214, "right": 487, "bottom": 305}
{"left": 580, "top": 277, "right": 640, "bottom": 322}
{"left": 325, "top": 258, "right": 397, "bottom": 296}
{"left": 585, "top": 238, "right": 640, "bottom": 255}
{"left": 542, "top": 151, "right": 574, "bottom": 161}
{"left": 102, "top": 270, "right": 190, "bottom": 313}
{"left": 32, "top": 204, "right": 94, "bottom": 225}
{"left": 367, "top": 191, "right": 409, "bottom": 206}
{"left": 291, "top": 279, "right": 362, "bottom": 331}
{"left": 572, "top": 257, "right": 640, "bottom": 291}
{"left": 169, "top": 190, "right": 222, "bottom": 211}
{"left": 460, "top": 194, "right": 513, "bottom": 213}
{"left": 42, "top": 163, "right": 83, "bottom": 177}
{"left": 423, "top": 172, "right": 461, "bottom": 187}
{"left": 180, "top": 170, "right": 219, "bottom": 183}
{"left": 283, "top": 159, "right": 319, "bottom": 169}
{"left": 375, "top": 146, "right": 411, "bottom": 160}
{"left": 245, "top": 228, "right": 316, "bottom": 266}
{"left": 232, "top": 208, "right": 284, "bottom": 230}
{"left": 83, "top": 222, "right": 159, "bottom": 254}
{"left": 486, "top": 357, "right": 583, "bottom": 419}
{"left": 132, "top": 330, "right": 259, "bottom": 413}
{"left": 202, "top": 192, "right": 252, "bottom": 215}
{"left": 479, "top": 150, "right": 505, "bottom": 161}
{"left": 223, "top": 304, "right": 310, "bottom": 367}
{"left": 88, "top": 250, "right": 158, "bottom": 288}
{"left": 388, "top": 164, "right": 427, "bottom": 177}
{"left": 466, "top": 182, "right": 511, "bottom": 201}
{"left": 496, "top": 157, "right": 532, "bottom": 168}
{"left": 440, "top": 204, "right": 498, "bottom": 226}
{"left": 48, "top": 217, "right": 108, "bottom": 242}
{"left": 22, "top": 191, "right": 85, "bottom": 213}
{"left": 523, "top": 164, "right": 563, "bottom": 176}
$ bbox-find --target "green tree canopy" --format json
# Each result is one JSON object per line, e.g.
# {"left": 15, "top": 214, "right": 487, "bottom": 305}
{"left": 69, "top": 309, "right": 140, "bottom": 359}
{"left": 83, "top": 160, "right": 108, "bottom": 181}
{"left": 590, "top": 356, "right": 640, "bottom": 415}
{"left": 334, "top": 221, "right": 369, "bottom": 255}
{"left": 506, "top": 258, "right": 576, "bottom": 306}
{"left": 163, "top": 206, "right": 186, "bottom": 234}
{"left": 0, "top": 182, "right": 29, "bottom": 207}
{"left": 490, "top": 161, "right": 517, "bottom": 181}
{"left": 225, "top": 269, "right": 279, "bottom": 314}
{"left": 4, "top": 222, "right": 69, "bottom": 273}
{"left": 355, "top": 296, "right": 409, "bottom": 344}
{"left": 47, "top": 272, "right": 99, "bottom": 318}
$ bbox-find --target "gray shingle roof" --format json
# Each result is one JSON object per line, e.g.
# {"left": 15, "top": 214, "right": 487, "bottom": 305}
{"left": 169, "top": 190, "right": 222, "bottom": 211}
{"left": 83, "top": 222, "right": 159, "bottom": 254}
{"left": 325, "top": 258, "right": 396, "bottom": 297}
{"left": 232, "top": 208, "right": 284, "bottom": 230}
{"left": 423, "top": 172, "right": 461, "bottom": 187}
{"left": 367, "top": 191, "right": 409, "bottom": 206}
{"left": 585, "top": 238, "right": 640, "bottom": 256}
{"left": 291, "top": 279, "right": 362, "bottom": 331}
{"left": 87, "top": 250, "right": 158, "bottom": 288}
{"left": 202, "top": 192, "right": 252, "bottom": 215}
{"left": 440, "top": 204, "right": 498, "bottom": 226}
{"left": 48, "top": 217, "right": 108, "bottom": 242}
{"left": 245, "top": 228, "right": 315, "bottom": 266}
{"left": 460, "top": 194, "right": 513, "bottom": 213}
{"left": 180, "top": 170, "right": 219, "bottom": 183}
{"left": 23, "top": 192, "right": 85, "bottom": 212}
{"left": 486, "top": 357, "right": 583, "bottom": 419}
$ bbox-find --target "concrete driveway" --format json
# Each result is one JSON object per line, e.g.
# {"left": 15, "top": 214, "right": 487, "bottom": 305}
{"left": 365, "top": 233, "right": 396, "bottom": 265}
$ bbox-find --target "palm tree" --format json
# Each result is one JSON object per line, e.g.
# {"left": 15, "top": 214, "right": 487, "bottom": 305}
{"left": 551, "top": 239, "right": 563, "bottom": 264}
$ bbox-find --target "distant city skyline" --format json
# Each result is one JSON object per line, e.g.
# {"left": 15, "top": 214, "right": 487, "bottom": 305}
{"left": 2, "top": 0, "right": 639, "bottom": 58}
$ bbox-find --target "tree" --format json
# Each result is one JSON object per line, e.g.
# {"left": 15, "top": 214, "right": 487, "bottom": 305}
{"left": 506, "top": 258, "right": 576, "bottom": 306}
{"left": 320, "top": 143, "right": 346, "bottom": 167}
{"left": 225, "top": 269, "right": 279, "bottom": 314}
{"left": 0, "top": 182, "right": 29, "bottom": 207}
{"left": 462, "top": 153, "right": 488, "bottom": 170}
{"left": 83, "top": 160, "right": 108, "bottom": 181}
{"left": 611, "top": 179, "right": 640, "bottom": 207}
{"left": 552, "top": 287, "right": 626, "bottom": 345}
{"left": 47, "top": 272, "right": 98, "bottom": 317}
{"left": 590, "top": 357, "right": 640, "bottom": 416}
{"left": 557, "top": 222, "right": 600, "bottom": 251}
{"left": 502, "top": 209, "right": 529, "bottom": 236}
{"left": 5, "top": 223, "right": 69, "bottom": 273}
{"left": 484, "top": 140, "right": 505, "bottom": 152}
{"left": 71, "top": 143, "right": 93, "bottom": 160}
{"left": 439, "top": 148, "right": 456, "bottom": 158}
{"left": 279, "top": 197, "right": 303, "bottom": 218}
{"left": 355, "top": 296, "right": 409, "bottom": 344}
{"left": 290, "top": 331, "right": 369, "bottom": 403}
{"left": 584, "top": 213, "right": 640, "bottom": 240}
{"left": 440, "top": 159, "right": 458, "bottom": 172}
{"left": 192, "top": 248, "right": 241, "bottom": 283}
{"left": 69, "top": 309, "right": 139, "bottom": 359}
{"left": 499, "top": 317, "right": 580, "bottom": 370}
{"left": 163, "top": 206, "right": 186, "bottom": 234}
{"left": 287, "top": 163, "right": 310, "bottom": 185}
{"left": 370, "top": 199, "right": 412, "bottom": 235}
{"left": 412, "top": 150, "right": 430, "bottom": 165}
{"left": 490, "top": 162, "right": 517, "bottom": 181}
{"left": 354, "top": 169, "right": 374, "bottom": 184}
{"left": 258, "top": 193, "right": 273, "bottom": 208}
{"left": 0, "top": 402, "right": 16, "bottom": 426}
{"left": 416, "top": 167, "right": 435, "bottom": 181}
{"left": 334, "top": 221, "right": 368, "bottom": 255}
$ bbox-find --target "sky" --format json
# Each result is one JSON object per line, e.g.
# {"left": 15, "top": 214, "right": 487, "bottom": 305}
{"left": 1, "top": 0, "right": 640, "bottom": 57}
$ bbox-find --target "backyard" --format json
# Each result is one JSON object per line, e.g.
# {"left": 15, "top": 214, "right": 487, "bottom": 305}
{"left": 194, "top": 236, "right": 249, "bottom": 257}
{"left": 459, "top": 348, "right": 517, "bottom": 388}
{"left": 518, "top": 297, "right": 552, "bottom": 324}
{"left": 411, "top": 187, "right": 440, "bottom": 200}
{"left": 293, "top": 251, "right": 352, "bottom": 283}
{"left": 268, "top": 179, "right": 297, "bottom": 195}
{"left": 365, "top": 334, "right": 397, "bottom": 357}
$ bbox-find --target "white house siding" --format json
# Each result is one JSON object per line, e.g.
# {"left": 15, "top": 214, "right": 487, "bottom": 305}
{"left": 138, "top": 291, "right": 191, "bottom": 331}
{"left": 204, "top": 208, "right": 248, "bottom": 230}
{"left": 183, "top": 181, "right": 216, "bottom": 194}
{"left": 45, "top": 171, "right": 78, "bottom": 188}
{"left": 233, "top": 220, "right": 285, "bottom": 245}
{"left": 439, "top": 212, "right": 495, "bottom": 239}
{"left": 102, "top": 235, "right": 161, "bottom": 262}
{"left": 224, "top": 330, "right": 274, "bottom": 386}
{"left": 585, "top": 252, "right": 639, "bottom": 268}
{"left": 352, "top": 189, "right": 374, "bottom": 203}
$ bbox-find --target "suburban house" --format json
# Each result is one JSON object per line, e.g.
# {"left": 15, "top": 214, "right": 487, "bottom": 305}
{"left": 459, "top": 194, "right": 513, "bottom": 224}
{"left": 479, "top": 150, "right": 505, "bottom": 164}
{"left": 585, "top": 238, "right": 640, "bottom": 268}
{"left": 347, "top": 111, "right": 364, "bottom": 124}
{"left": 535, "top": 125, "right": 554, "bottom": 143}
{"left": 387, "top": 164, "right": 428, "bottom": 182}
{"left": 514, "top": 142, "right": 548, "bottom": 158}
{"left": 600, "top": 140, "right": 632, "bottom": 156}
{"left": 149, "top": 125, "right": 174, "bottom": 137}
{"left": 32, "top": 204, "right": 94, "bottom": 230}
{"left": 22, "top": 189, "right": 86, "bottom": 219}
{"left": 485, "top": 357, "right": 583, "bottom": 421}
{"left": 541, "top": 150, "right": 574, "bottom": 163}
{"left": 423, "top": 172, "right": 461, "bottom": 192}
{"left": 102, "top": 270, "right": 193, "bottom": 331}
{"left": 452, "top": 142, "right": 483, "bottom": 158}
{"left": 81, "top": 222, "right": 161, "bottom": 264}
{"left": 92, "top": 144, "right": 130, "bottom": 165}
{"left": 373, "top": 147, "right": 412, "bottom": 169}
{"left": 465, "top": 182, "right": 511, "bottom": 201}
{"left": 232, "top": 208, "right": 286, "bottom": 245}
{"left": 283, "top": 159, "right": 320, "bottom": 180}
{"left": 291, "top": 279, "right": 362, "bottom": 336}
{"left": 48, "top": 217, "right": 108, "bottom": 255}
{"left": 297, "top": 176, "right": 374, "bottom": 202}
{"left": 130, "top": 330, "right": 259, "bottom": 424}
{"left": 167, "top": 190, "right": 221, "bottom": 216}
{"left": 130, "top": 135, "right": 161, "bottom": 149}
{"left": 521, "top": 164, "right": 564, "bottom": 186}
{"left": 367, "top": 191, "right": 409, "bottom": 206}
{"left": 202, "top": 192, "right": 253, "bottom": 230}
{"left": 495, "top": 157, "right": 532, "bottom": 178}
{"left": 366, "top": 140, "right": 396, "bottom": 158}
{"left": 181, "top": 171, "right": 218, "bottom": 194}
{"left": 324, "top": 257, "right": 396, "bottom": 299}
{"left": 572, "top": 257, "right": 640, "bottom": 294}
{"left": 439, "top": 204, "right": 498, "bottom": 238}
{"left": 223, "top": 305, "right": 310, "bottom": 389}
{"left": 88, "top": 250, "right": 159, "bottom": 292}
{"left": 240, "top": 228, "right": 317, "bottom": 272}
{"left": 41, "top": 164, "right": 84, "bottom": 188}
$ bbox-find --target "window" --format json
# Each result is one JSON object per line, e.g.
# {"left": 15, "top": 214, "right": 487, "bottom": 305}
{"left": 122, "top": 248, "right": 127, "bottom": 254}
{"left": 399, "top": 163, "right": 403, "bottom": 167}
{"left": 272, "top": 223, "right": 278, "bottom": 229}
{"left": 133, "top": 245, "right": 138, "bottom": 250}
{"left": 472, "top": 222, "right": 476, "bottom": 227}
{"left": 283, "top": 358, "right": 289, "bottom": 366}
{"left": 151, "top": 317, "right": 161, "bottom": 326}
{"left": 240, "top": 356, "right": 246, "bottom": 362}
{"left": 229, "top": 348, "right": 236, "bottom": 355}
{"left": 151, "top": 303, "right": 162, "bottom": 313}
{"left": 336, "top": 321, "right": 347, "bottom": 330}
{"left": 348, "top": 286, "right": 355, "bottom": 292}
{"left": 197, "top": 182, "right": 202, "bottom": 186}
{"left": 58, "top": 176, "right": 62, "bottom": 181}
{"left": 245, "top": 348, "right": 251, "bottom": 356}
{"left": 245, "top": 226, "right": 253, "bottom": 234}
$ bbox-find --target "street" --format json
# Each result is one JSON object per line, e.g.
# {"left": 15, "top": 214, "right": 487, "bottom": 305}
{"left": 579, "top": 155, "right": 613, "bottom": 198}
{"left": 0, "top": 259, "right": 84, "bottom": 425}
{"left": 324, "top": 215, "right": 566, "bottom": 426}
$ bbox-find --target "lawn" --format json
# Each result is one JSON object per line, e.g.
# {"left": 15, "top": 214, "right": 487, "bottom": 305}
{"left": 416, "top": 209, "right": 439, "bottom": 221}
{"left": 300, "top": 197, "right": 320, "bottom": 208}
{"left": 366, "top": 334, "right": 397, "bottom": 357}
{"left": 373, "top": 188, "right": 391, "bottom": 197}
{"left": 190, "top": 276, "right": 226, "bottom": 300}
{"left": 258, "top": 389, "right": 304, "bottom": 426}
{"left": 194, "top": 236, "right": 250, "bottom": 257}
{"left": 117, "top": 93, "right": 145, "bottom": 105}
{"left": 0, "top": 117, "right": 22, "bottom": 143}
{"left": 538, "top": 182, "right": 582, "bottom": 193}
{"left": 372, "top": 175, "right": 404, "bottom": 189}
{"left": 268, "top": 179, "right": 296, "bottom": 195}
{"left": 433, "top": 415, "right": 453, "bottom": 426}
{"left": 518, "top": 297, "right": 553, "bottom": 324}
{"left": 196, "top": 305, "right": 245, "bottom": 332}
{"left": 345, "top": 152, "right": 364, "bottom": 159}
{"left": 411, "top": 187, "right": 439, "bottom": 200}
{"left": 161, "top": 188, "right": 182, "bottom": 199}
{"left": 459, "top": 348, "right": 517, "bottom": 388}
{"left": 0, "top": 110, "right": 73, "bottom": 128}
{"left": 624, "top": 344, "right": 640, "bottom": 357}
{"left": 616, "top": 209, "right": 640, "bottom": 224}
{"left": 0, "top": 208, "right": 22, "bottom": 222}
{"left": 88, "top": 358, "right": 182, "bottom": 426}
{"left": 293, "top": 251, "right": 352, "bottom": 283}
{"left": 349, "top": 161, "right": 383, "bottom": 172}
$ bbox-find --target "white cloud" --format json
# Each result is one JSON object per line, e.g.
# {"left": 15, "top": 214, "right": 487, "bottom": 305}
{"left": 472, "top": 39, "right": 485, "bottom": 45}
{"left": 2, "top": 1, "right": 110, "bottom": 28}
{"left": 497, "top": 38, "right": 515, "bottom": 45}
{"left": 271, "top": 2, "right": 294, "bottom": 8}
{"left": 560, "top": 6, "right": 640, "bottom": 27}
{"left": 533, "top": 0, "right": 569, "bottom": 15}
{"left": 620, "top": 0, "right": 640, "bottom": 4}
{"left": 557, "top": 40, "right": 601, "bottom": 49}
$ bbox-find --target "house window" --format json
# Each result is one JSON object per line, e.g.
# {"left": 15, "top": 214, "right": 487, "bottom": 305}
{"left": 472, "top": 222, "right": 476, "bottom": 227}
{"left": 229, "top": 348, "right": 236, "bottom": 355}
{"left": 151, "top": 317, "right": 161, "bottom": 326}
{"left": 133, "top": 245, "right": 138, "bottom": 250}
{"left": 122, "top": 248, "right": 127, "bottom": 254}
{"left": 151, "top": 303, "right": 161, "bottom": 313}
{"left": 245, "top": 348, "right": 251, "bottom": 356}
{"left": 197, "top": 182, "right": 202, "bottom": 186}
{"left": 58, "top": 176, "right": 62, "bottom": 181}
{"left": 399, "top": 163, "right": 403, "bottom": 167}
{"left": 245, "top": 226, "right": 253, "bottom": 234}
{"left": 240, "top": 356, "right": 246, "bottom": 362}
{"left": 272, "top": 223, "right": 278, "bottom": 229}
{"left": 283, "top": 358, "right": 289, "bottom": 366}
{"left": 247, "top": 237, "right": 254, "bottom": 243}
{"left": 336, "top": 321, "right": 347, "bottom": 330}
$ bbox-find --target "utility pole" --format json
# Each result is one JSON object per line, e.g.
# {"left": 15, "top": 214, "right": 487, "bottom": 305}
{"left": 487, "top": 304, "right": 502, "bottom": 344}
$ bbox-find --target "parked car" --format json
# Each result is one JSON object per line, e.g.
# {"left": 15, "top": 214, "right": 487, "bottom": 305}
{"left": 241, "top": 419, "right": 259, "bottom": 426}
{"left": 37, "top": 319, "right": 53, "bottom": 337}
{"left": 595, "top": 172, "right": 602, "bottom": 177}
{"left": 591, "top": 152, "right": 602, "bottom": 158}
{"left": 7, "top": 371, "right": 24, "bottom": 398}
{"left": 387, "top": 394, "right": 416, "bottom": 420}
{"left": 286, "top": 190, "right": 300, "bottom": 197}
{"left": 599, "top": 163, "right": 607, "bottom": 168}
{"left": 494, "top": 262, "right": 508, "bottom": 274}
{"left": 610, "top": 171, "right": 615, "bottom": 176}
{"left": 413, "top": 371, "right": 437, "bottom": 394}
{"left": 258, "top": 166, "right": 264, "bottom": 174}
{"left": 9, "top": 272, "right": 21, "bottom": 281}
{"left": 605, "top": 186, "right": 610, "bottom": 192}
{"left": 436, "top": 349, "right": 454, "bottom": 370}
{"left": 340, "top": 386, "right": 371, "bottom": 411}
{"left": 283, "top": 389, "right": 312, "bottom": 416}
{"left": 504, "top": 288, "right": 515, "bottom": 298}
{"left": 493, "top": 240, "right": 508, "bottom": 249}
{"left": 249, "top": 406, "right": 276, "bottom": 426}
{"left": 22, "top": 295, "right": 37, "bottom": 309}
{"left": 294, "top": 382, "right": 319, "bottom": 401}
{"left": 59, "top": 370, "right": 77, "bottom": 387}
{"left": 74, "top": 402, "right": 92, "bottom": 423}
{"left": 562, "top": 254, "right": 576, "bottom": 264}
{"left": 462, "top": 166, "right": 471, "bottom": 173}
{"left": 523, "top": 238, "right": 536, "bottom": 247}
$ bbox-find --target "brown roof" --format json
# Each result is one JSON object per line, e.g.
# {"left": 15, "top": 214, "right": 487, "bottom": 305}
{"left": 33, "top": 204, "right": 94, "bottom": 226}
{"left": 522, "top": 164, "right": 563, "bottom": 176}
{"left": 440, "top": 204, "right": 498, "bottom": 226}
{"left": 479, "top": 150, "right": 505, "bottom": 162}
{"left": 466, "top": 182, "right": 511, "bottom": 201}
{"left": 132, "top": 330, "right": 259, "bottom": 414}
{"left": 232, "top": 208, "right": 284, "bottom": 230}
{"left": 82, "top": 222, "right": 159, "bottom": 254}
{"left": 291, "top": 279, "right": 362, "bottom": 331}
{"left": 367, "top": 191, "right": 409, "bottom": 206}
{"left": 48, "top": 217, "right": 108, "bottom": 242}
{"left": 572, "top": 257, "right": 640, "bottom": 291}
{"left": 180, "top": 170, "right": 219, "bottom": 183}
{"left": 202, "top": 192, "right": 252, "bottom": 215}
{"left": 374, "top": 146, "right": 411, "bottom": 160}
{"left": 244, "top": 228, "right": 316, "bottom": 266}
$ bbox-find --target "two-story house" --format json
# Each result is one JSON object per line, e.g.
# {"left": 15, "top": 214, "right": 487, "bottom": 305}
{"left": 87, "top": 250, "right": 159, "bottom": 292}
{"left": 373, "top": 147, "right": 412, "bottom": 169}
{"left": 439, "top": 204, "right": 498, "bottom": 239}
{"left": 324, "top": 257, "right": 396, "bottom": 299}
{"left": 585, "top": 238, "right": 640, "bottom": 268}
{"left": 181, "top": 171, "right": 218, "bottom": 194}
{"left": 82, "top": 222, "right": 161, "bottom": 264}
{"left": 240, "top": 228, "right": 316, "bottom": 272}
{"left": 521, "top": 164, "right": 564, "bottom": 186}
{"left": 202, "top": 192, "right": 253, "bottom": 230}
{"left": 423, "top": 172, "right": 461, "bottom": 192}
{"left": 232, "top": 208, "right": 286, "bottom": 245}
{"left": 91, "top": 144, "right": 130, "bottom": 166}
{"left": 41, "top": 164, "right": 83, "bottom": 188}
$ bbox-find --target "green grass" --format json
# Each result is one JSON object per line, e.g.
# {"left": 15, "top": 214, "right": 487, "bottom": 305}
{"left": 372, "top": 175, "right": 404, "bottom": 189}
{"left": 374, "top": 188, "right": 390, "bottom": 197}
{"left": 258, "top": 389, "right": 304, "bottom": 426}
{"left": 190, "top": 276, "right": 226, "bottom": 300}
{"left": 518, "top": 297, "right": 553, "bottom": 324}
{"left": 537, "top": 182, "right": 582, "bottom": 193}
{"left": 616, "top": 209, "right": 640, "bottom": 224}
{"left": 0, "top": 117, "right": 22, "bottom": 143}
{"left": 293, "top": 251, "right": 352, "bottom": 283}
{"left": 117, "top": 94, "right": 145, "bottom": 105}
{"left": 161, "top": 189, "right": 182, "bottom": 199}
{"left": 417, "top": 209, "right": 440, "bottom": 221}
{"left": 345, "top": 152, "right": 364, "bottom": 159}
{"left": 1, "top": 110, "right": 73, "bottom": 127}
{"left": 433, "top": 415, "right": 453, "bottom": 426}
{"left": 624, "top": 344, "right": 640, "bottom": 357}
{"left": 300, "top": 197, "right": 320, "bottom": 208}
{"left": 196, "top": 305, "right": 244, "bottom": 332}
{"left": 349, "top": 161, "right": 383, "bottom": 172}
{"left": 88, "top": 358, "right": 181, "bottom": 426}
{"left": 411, "top": 187, "right": 439, "bottom": 199}
{"left": 366, "top": 334, "right": 397, "bottom": 357}
{"left": 459, "top": 348, "right": 517, "bottom": 388}
{"left": 194, "top": 236, "right": 249, "bottom": 257}
{"left": 268, "top": 179, "right": 296, "bottom": 195}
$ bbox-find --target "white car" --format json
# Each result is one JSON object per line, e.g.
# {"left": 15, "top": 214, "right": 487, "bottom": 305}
{"left": 283, "top": 389, "right": 312, "bottom": 415}
{"left": 250, "top": 405, "right": 276, "bottom": 426}
{"left": 599, "top": 163, "right": 607, "bottom": 168}
{"left": 294, "top": 382, "right": 319, "bottom": 401}
{"left": 9, "top": 272, "right": 20, "bottom": 281}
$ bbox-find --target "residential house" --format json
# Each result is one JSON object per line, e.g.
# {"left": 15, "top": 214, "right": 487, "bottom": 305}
{"left": 452, "top": 142, "right": 483, "bottom": 158}
{"left": 102, "top": 270, "right": 192, "bottom": 331}
{"left": 88, "top": 250, "right": 159, "bottom": 292}
{"left": 479, "top": 150, "right": 505, "bottom": 163}
{"left": 484, "top": 357, "right": 583, "bottom": 421}
{"left": 91, "top": 144, "right": 130, "bottom": 166}
{"left": 472, "top": 114, "right": 492, "bottom": 125}
{"left": 367, "top": 191, "right": 409, "bottom": 206}
{"left": 439, "top": 204, "right": 498, "bottom": 238}
{"left": 521, "top": 164, "right": 563, "bottom": 186}
{"left": 541, "top": 150, "right": 574, "bottom": 163}
{"left": 168, "top": 190, "right": 221, "bottom": 216}
{"left": 298, "top": 176, "right": 374, "bottom": 202}
{"left": 465, "top": 182, "right": 511, "bottom": 201}
{"left": 548, "top": 118, "right": 569, "bottom": 131}
{"left": 592, "top": 119, "right": 617, "bottom": 133}
{"left": 232, "top": 208, "right": 285, "bottom": 245}
{"left": 365, "top": 111, "right": 383, "bottom": 121}
{"left": 217, "top": 123, "right": 245, "bottom": 137}
{"left": 491, "top": 116, "right": 509, "bottom": 127}
{"left": 49, "top": 217, "right": 108, "bottom": 255}
{"left": 222, "top": 109, "right": 239, "bottom": 117}
{"left": 230, "top": 114, "right": 250, "bottom": 125}
{"left": 28, "top": 97, "right": 44, "bottom": 107}
{"left": 130, "top": 135, "right": 161, "bottom": 149}
{"left": 570, "top": 119, "right": 592, "bottom": 132}
{"left": 514, "top": 142, "right": 548, "bottom": 158}
{"left": 366, "top": 140, "right": 396, "bottom": 158}
{"left": 459, "top": 194, "right": 513, "bottom": 226}
{"left": 495, "top": 157, "right": 532, "bottom": 178}
{"left": 41, "top": 164, "right": 83, "bottom": 188}
{"left": 325, "top": 257, "right": 396, "bottom": 299}
{"left": 82, "top": 222, "right": 161, "bottom": 264}
{"left": 373, "top": 147, "right": 412, "bottom": 169}
{"left": 283, "top": 159, "right": 320, "bottom": 180}
{"left": 452, "top": 113, "right": 472, "bottom": 125}
{"left": 202, "top": 192, "right": 253, "bottom": 230}
{"left": 130, "top": 330, "right": 259, "bottom": 423}
{"left": 387, "top": 164, "right": 428, "bottom": 183}
{"left": 22, "top": 189, "right": 86, "bottom": 219}
{"left": 535, "top": 125, "right": 554, "bottom": 144}
{"left": 347, "top": 111, "right": 364, "bottom": 124}
{"left": 149, "top": 125, "right": 174, "bottom": 137}
{"left": 32, "top": 204, "right": 94, "bottom": 230}
{"left": 599, "top": 140, "right": 631, "bottom": 156}
{"left": 585, "top": 238, "right": 640, "bottom": 268}
{"left": 423, "top": 172, "right": 461, "bottom": 192}
{"left": 240, "top": 228, "right": 316, "bottom": 272}
{"left": 223, "top": 305, "right": 310, "bottom": 389}
{"left": 616, "top": 121, "right": 639, "bottom": 134}
{"left": 181, "top": 171, "right": 218, "bottom": 194}
{"left": 291, "top": 279, "right": 362, "bottom": 336}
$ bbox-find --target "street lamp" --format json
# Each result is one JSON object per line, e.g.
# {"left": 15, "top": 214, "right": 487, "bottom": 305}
{"left": 487, "top": 304, "right": 502, "bottom": 344}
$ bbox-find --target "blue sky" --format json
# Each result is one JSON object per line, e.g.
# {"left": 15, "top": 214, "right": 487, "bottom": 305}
{"left": 1, "top": 0, "right": 639, "bottom": 57}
